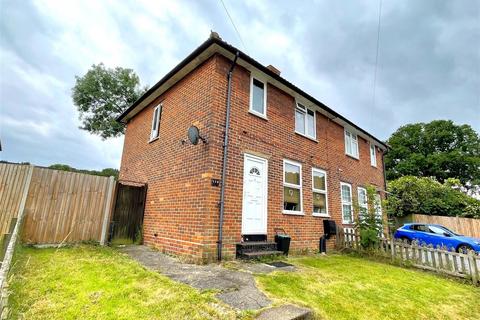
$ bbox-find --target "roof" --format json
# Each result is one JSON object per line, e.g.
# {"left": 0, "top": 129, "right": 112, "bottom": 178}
{"left": 117, "top": 34, "right": 388, "bottom": 149}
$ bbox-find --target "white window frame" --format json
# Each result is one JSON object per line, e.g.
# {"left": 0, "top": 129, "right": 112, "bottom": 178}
{"left": 295, "top": 102, "right": 316, "bottom": 140}
{"left": 312, "top": 168, "right": 328, "bottom": 217}
{"left": 357, "top": 187, "right": 368, "bottom": 219}
{"left": 370, "top": 143, "right": 377, "bottom": 167}
{"left": 149, "top": 104, "right": 162, "bottom": 141}
{"left": 283, "top": 159, "right": 303, "bottom": 215}
{"left": 340, "top": 182, "right": 354, "bottom": 224}
{"left": 344, "top": 129, "right": 359, "bottom": 159}
{"left": 249, "top": 76, "right": 267, "bottom": 119}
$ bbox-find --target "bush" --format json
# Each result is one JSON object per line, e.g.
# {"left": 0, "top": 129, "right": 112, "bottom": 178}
{"left": 355, "top": 186, "right": 384, "bottom": 249}
{"left": 385, "top": 176, "right": 480, "bottom": 219}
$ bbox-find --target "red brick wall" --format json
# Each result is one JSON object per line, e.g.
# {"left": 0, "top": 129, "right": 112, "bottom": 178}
{"left": 119, "top": 53, "right": 386, "bottom": 262}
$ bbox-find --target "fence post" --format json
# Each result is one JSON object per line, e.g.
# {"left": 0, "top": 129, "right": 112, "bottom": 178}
{"left": 100, "top": 177, "right": 116, "bottom": 246}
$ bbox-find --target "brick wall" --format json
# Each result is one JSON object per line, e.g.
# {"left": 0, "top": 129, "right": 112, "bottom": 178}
{"left": 119, "top": 53, "right": 386, "bottom": 262}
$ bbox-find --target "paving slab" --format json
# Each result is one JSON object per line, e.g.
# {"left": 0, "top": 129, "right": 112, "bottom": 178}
{"left": 256, "top": 304, "right": 314, "bottom": 320}
{"left": 120, "top": 245, "right": 271, "bottom": 310}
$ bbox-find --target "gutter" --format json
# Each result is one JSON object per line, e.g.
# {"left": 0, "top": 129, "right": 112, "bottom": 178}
{"left": 217, "top": 51, "right": 240, "bottom": 261}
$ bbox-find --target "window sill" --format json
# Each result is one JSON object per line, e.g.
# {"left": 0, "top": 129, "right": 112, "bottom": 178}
{"left": 313, "top": 213, "right": 330, "bottom": 218}
{"left": 295, "top": 131, "right": 318, "bottom": 142}
{"left": 342, "top": 221, "right": 354, "bottom": 225}
{"left": 371, "top": 164, "right": 377, "bottom": 168}
{"left": 248, "top": 110, "right": 268, "bottom": 120}
{"left": 148, "top": 137, "right": 159, "bottom": 143}
{"left": 345, "top": 153, "right": 359, "bottom": 160}
{"left": 282, "top": 210, "right": 304, "bottom": 216}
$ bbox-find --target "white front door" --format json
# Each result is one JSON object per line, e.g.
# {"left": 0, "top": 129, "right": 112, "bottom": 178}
{"left": 242, "top": 154, "right": 268, "bottom": 235}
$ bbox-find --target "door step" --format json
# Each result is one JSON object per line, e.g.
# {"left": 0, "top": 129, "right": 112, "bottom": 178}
{"left": 236, "top": 241, "right": 283, "bottom": 259}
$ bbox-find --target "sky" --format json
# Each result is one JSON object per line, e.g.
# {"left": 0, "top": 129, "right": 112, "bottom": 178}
{"left": 1, "top": 0, "right": 479, "bottom": 170}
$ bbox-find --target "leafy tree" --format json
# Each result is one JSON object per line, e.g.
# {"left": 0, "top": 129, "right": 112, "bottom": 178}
{"left": 385, "top": 176, "right": 480, "bottom": 219}
{"left": 355, "top": 185, "right": 384, "bottom": 249}
{"left": 72, "top": 63, "right": 146, "bottom": 139}
{"left": 49, "top": 164, "right": 119, "bottom": 179}
{"left": 385, "top": 120, "right": 480, "bottom": 185}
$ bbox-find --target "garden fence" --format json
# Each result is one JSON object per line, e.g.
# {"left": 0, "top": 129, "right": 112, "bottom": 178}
{"left": 338, "top": 228, "right": 480, "bottom": 285}
{"left": 411, "top": 214, "right": 480, "bottom": 238}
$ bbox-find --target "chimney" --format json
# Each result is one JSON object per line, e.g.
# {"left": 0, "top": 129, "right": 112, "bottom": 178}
{"left": 266, "top": 65, "right": 281, "bottom": 76}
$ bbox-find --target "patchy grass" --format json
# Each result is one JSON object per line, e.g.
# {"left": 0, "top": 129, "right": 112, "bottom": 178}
{"left": 256, "top": 254, "right": 480, "bottom": 320}
{"left": 8, "top": 245, "right": 243, "bottom": 320}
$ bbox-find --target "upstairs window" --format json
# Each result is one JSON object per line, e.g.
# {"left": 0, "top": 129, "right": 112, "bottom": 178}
{"left": 295, "top": 103, "right": 316, "bottom": 139}
{"left": 312, "top": 168, "right": 328, "bottom": 216}
{"left": 340, "top": 182, "right": 353, "bottom": 224}
{"left": 250, "top": 77, "right": 267, "bottom": 118}
{"left": 283, "top": 160, "right": 302, "bottom": 214}
{"left": 150, "top": 104, "right": 162, "bottom": 141}
{"left": 370, "top": 143, "right": 377, "bottom": 167}
{"left": 344, "top": 130, "right": 359, "bottom": 158}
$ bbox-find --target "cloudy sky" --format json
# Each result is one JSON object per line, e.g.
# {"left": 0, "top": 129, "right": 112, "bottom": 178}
{"left": 1, "top": 0, "right": 479, "bottom": 170}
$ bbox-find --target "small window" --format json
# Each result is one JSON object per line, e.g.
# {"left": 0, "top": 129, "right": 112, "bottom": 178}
{"left": 357, "top": 187, "right": 368, "bottom": 218}
{"left": 312, "top": 169, "right": 328, "bottom": 216}
{"left": 250, "top": 77, "right": 266, "bottom": 117}
{"left": 344, "top": 130, "right": 359, "bottom": 158}
{"left": 340, "top": 182, "right": 353, "bottom": 224}
{"left": 283, "top": 160, "right": 302, "bottom": 214}
{"left": 295, "top": 103, "right": 316, "bottom": 139}
{"left": 370, "top": 144, "right": 377, "bottom": 167}
{"left": 150, "top": 104, "right": 162, "bottom": 141}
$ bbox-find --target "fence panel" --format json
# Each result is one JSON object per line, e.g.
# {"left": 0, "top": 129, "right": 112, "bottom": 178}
{"left": 21, "top": 167, "right": 114, "bottom": 244}
{"left": 411, "top": 214, "right": 480, "bottom": 238}
{"left": 341, "top": 229, "right": 480, "bottom": 284}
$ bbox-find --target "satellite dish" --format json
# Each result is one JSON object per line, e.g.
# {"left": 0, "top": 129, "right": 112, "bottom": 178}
{"left": 187, "top": 126, "right": 206, "bottom": 145}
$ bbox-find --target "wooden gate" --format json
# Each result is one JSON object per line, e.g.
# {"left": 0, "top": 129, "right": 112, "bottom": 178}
{"left": 109, "top": 181, "right": 147, "bottom": 244}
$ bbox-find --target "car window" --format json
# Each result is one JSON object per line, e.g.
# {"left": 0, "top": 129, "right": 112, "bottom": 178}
{"left": 429, "top": 226, "right": 447, "bottom": 235}
{"left": 411, "top": 224, "right": 428, "bottom": 232}
{"left": 439, "top": 226, "right": 459, "bottom": 236}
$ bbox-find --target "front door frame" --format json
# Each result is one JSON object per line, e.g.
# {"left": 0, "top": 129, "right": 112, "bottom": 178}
{"left": 241, "top": 153, "right": 268, "bottom": 235}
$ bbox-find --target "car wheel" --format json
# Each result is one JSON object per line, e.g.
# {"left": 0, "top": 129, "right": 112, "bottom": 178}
{"left": 457, "top": 244, "right": 472, "bottom": 254}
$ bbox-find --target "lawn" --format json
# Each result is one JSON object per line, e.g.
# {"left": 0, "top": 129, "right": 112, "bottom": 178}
{"left": 256, "top": 254, "right": 480, "bottom": 320}
{"left": 7, "top": 245, "right": 241, "bottom": 320}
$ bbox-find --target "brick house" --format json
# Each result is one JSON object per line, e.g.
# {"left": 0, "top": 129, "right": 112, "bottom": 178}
{"left": 118, "top": 33, "right": 388, "bottom": 262}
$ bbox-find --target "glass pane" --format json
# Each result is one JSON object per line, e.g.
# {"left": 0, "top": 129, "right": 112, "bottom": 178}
{"left": 284, "top": 163, "right": 300, "bottom": 185}
{"left": 358, "top": 189, "right": 367, "bottom": 206}
{"left": 351, "top": 138, "right": 358, "bottom": 157}
{"left": 341, "top": 185, "right": 351, "bottom": 202}
{"left": 342, "top": 204, "right": 352, "bottom": 222}
{"left": 313, "top": 192, "right": 326, "bottom": 213}
{"left": 345, "top": 134, "right": 352, "bottom": 155}
{"left": 295, "top": 109, "right": 305, "bottom": 133}
{"left": 252, "top": 79, "right": 264, "bottom": 114}
{"left": 306, "top": 110, "right": 315, "bottom": 137}
{"left": 313, "top": 171, "right": 326, "bottom": 190}
{"left": 284, "top": 187, "right": 301, "bottom": 211}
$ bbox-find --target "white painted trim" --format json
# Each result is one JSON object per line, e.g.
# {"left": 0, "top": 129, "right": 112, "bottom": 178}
{"left": 0, "top": 165, "right": 34, "bottom": 294}
{"left": 100, "top": 176, "right": 116, "bottom": 245}
{"left": 294, "top": 102, "right": 317, "bottom": 140}
{"left": 282, "top": 159, "right": 303, "bottom": 215}
{"left": 312, "top": 168, "right": 328, "bottom": 216}
{"left": 241, "top": 153, "right": 268, "bottom": 235}
{"left": 249, "top": 75, "right": 267, "bottom": 118}
{"left": 340, "top": 182, "right": 354, "bottom": 224}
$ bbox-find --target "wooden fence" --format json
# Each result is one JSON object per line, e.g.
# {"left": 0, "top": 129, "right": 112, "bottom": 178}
{"left": 0, "top": 163, "right": 116, "bottom": 245}
{"left": 339, "top": 229, "right": 480, "bottom": 285}
{"left": 411, "top": 214, "right": 480, "bottom": 238}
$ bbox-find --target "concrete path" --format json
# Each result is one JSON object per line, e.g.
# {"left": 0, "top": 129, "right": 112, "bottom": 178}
{"left": 120, "top": 245, "right": 271, "bottom": 310}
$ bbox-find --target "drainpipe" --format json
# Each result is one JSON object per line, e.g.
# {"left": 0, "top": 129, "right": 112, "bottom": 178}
{"left": 217, "top": 51, "right": 240, "bottom": 262}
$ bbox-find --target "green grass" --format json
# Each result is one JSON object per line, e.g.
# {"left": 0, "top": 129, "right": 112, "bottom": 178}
{"left": 8, "top": 245, "right": 242, "bottom": 320}
{"left": 256, "top": 254, "right": 480, "bottom": 320}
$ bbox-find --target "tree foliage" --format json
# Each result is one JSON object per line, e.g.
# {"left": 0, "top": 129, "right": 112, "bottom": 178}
{"left": 385, "top": 120, "right": 480, "bottom": 185}
{"left": 355, "top": 186, "right": 384, "bottom": 249}
{"left": 49, "top": 164, "right": 119, "bottom": 179}
{"left": 72, "top": 63, "right": 146, "bottom": 139}
{"left": 385, "top": 176, "right": 480, "bottom": 219}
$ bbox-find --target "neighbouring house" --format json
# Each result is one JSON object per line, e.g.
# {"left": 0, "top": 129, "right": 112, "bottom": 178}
{"left": 118, "top": 32, "right": 388, "bottom": 262}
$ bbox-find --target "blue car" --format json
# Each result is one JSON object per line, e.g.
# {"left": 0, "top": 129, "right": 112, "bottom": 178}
{"left": 394, "top": 223, "right": 480, "bottom": 253}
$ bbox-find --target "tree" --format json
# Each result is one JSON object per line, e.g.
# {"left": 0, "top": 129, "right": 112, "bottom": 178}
{"left": 72, "top": 63, "right": 146, "bottom": 139}
{"left": 49, "top": 164, "right": 119, "bottom": 179}
{"left": 385, "top": 176, "right": 480, "bottom": 219}
{"left": 385, "top": 120, "right": 480, "bottom": 185}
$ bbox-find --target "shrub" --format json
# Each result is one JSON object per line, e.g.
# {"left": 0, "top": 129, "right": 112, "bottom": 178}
{"left": 355, "top": 186, "right": 384, "bottom": 249}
